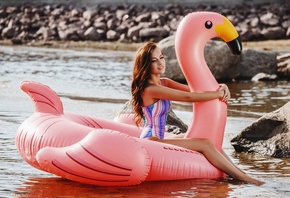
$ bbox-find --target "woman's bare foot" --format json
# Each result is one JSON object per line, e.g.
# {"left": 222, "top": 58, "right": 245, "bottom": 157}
{"left": 239, "top": 174, "right": 265, "bottom": 186}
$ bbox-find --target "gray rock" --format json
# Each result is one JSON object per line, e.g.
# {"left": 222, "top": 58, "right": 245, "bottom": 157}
{"left": 2, "top": 26, "right": 16, "bottom": 39}
{"left": 107, "top": 18, "right": 118, "bottom": 30}
{"left": 71, "top": 8, "right": 81, "bottom": 17}
{"left": 82, "top": 10, "right": 94, "bottom": 21}
{"left": 115, "top": 24, "right": 128, "bottom": 35}
{"left": 135, "top": 13, "right": 151, "bottom": 23}
{"left": 235, "top": 48, "right": 278, "bottom": 79}
{"left": 139, "top": 27, "right": 169, "bottom": 41}
{"left": 93, "top": 21, "right": 107, "bottom": 31}
{"left": 261, "top": 27, "right": 286, "bottom": 40}
{"left": 35, "top": 26, "right": 51, "bottom": 40}
{"left": 260, "top": 13, "right": 279, "bottom": 26}
{"left": 115, "top": 9, "right": 128, "bottom": 21}
{"left": 106, "top": 30, "right": 120, "bottom": 41}
{"left": 84, "top": 26, "right": 101, "bottom": 41}
{"left": 127, "top": 23, "right": 150, "bottom": 42}
{"left": 231, "top": 101, "right": 290, "bottom": 158}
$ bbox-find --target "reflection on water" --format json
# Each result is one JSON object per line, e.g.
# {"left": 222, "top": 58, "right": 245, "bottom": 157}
{"left": 235, "top": 152, "right": 290, "bottom": 177}
{"left": 0, "top": 45, "right": 134, "bottom": 100}
{"left": 14, "top": 177, "right": 234, "bottom": 198}
{"left": 1, "top": 45, "right": 290, "bottom": 197}
{"left": 228, "top": 80, "right": 290, "bottom": 118}
{"left": 172, "top": 80, "right": 290, "bottom": 119}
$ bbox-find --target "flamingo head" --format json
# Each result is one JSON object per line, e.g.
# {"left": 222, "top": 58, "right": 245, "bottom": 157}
{"left": 175, "top": 12, "right": 242, "bottom": 55}
{"left": 214, "top": 14, "right": 242, "bottom": 55}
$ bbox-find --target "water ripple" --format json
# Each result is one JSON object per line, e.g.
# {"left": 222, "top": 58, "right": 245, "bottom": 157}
{"left": 1, "top": 45, "right": 290, "bottom": 197}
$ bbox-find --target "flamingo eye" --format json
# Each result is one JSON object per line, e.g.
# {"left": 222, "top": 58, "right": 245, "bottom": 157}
{"left": 205, "top": 20, "right": 213, "bottom": 29}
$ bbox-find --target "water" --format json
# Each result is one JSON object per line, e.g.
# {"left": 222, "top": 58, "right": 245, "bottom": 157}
{"left": 1, "top": 45, "right": 290, "bottom": 197}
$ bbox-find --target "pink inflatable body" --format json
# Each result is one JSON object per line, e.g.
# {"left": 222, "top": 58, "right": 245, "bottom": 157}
{"left": 16, "top": 12, "right": 242, "bottom": 186}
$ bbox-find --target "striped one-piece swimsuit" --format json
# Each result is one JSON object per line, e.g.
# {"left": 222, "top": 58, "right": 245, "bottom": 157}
{"left": 140, "top": 98, "right": 171, "bottom": 139}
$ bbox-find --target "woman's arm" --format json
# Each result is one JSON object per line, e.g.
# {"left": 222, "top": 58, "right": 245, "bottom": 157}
{"left": 162, "top": 77, "right": 190, "bottom": 92}
{"left": 162, "top": 77, "right": 230, "bottom": 103}
{"left": 143, "top": 84, "right": 225, "bottom": 105}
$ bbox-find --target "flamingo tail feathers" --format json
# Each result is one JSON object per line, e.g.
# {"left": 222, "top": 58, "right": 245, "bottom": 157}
{"left": 20, "top": 81, "right": 64, "bottom": 114}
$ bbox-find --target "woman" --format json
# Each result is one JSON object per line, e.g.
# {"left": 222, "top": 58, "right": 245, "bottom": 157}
{"left": 131, "top": 42, "right": 264, "bottom": 185}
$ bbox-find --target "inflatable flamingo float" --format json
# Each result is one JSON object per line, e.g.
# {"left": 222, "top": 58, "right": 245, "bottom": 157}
{"left": 16, "top": 12, "right": 242, "bottom": 186}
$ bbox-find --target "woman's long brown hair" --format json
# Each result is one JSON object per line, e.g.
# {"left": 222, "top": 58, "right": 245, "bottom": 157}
{"left": 131, "top": 42, "right": 157, "bottom": 126}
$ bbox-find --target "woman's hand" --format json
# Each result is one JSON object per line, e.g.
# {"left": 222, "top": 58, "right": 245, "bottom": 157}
{"left": 218, "top": 84, "right": 231, "bottom": 103}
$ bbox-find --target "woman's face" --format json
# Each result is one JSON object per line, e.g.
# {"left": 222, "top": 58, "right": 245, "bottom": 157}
{"left": 150, "top": 47, "right": 166, "bottom": 75}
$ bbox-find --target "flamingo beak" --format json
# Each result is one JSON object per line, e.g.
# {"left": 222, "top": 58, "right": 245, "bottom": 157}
{"left": 215, "top": 16, "right": 242, "bottom": 55}
{"left": 226, "top": 35, "right": 242, "bottom": 55}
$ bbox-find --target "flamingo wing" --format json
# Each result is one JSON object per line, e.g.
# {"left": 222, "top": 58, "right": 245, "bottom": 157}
{"left": 36, "top": 129, "right": 151, "bottom": 186}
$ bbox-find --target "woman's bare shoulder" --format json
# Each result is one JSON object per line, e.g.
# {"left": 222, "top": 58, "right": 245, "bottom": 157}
{"left": 144, "top": 83, "right": 164, "bottom": 92}
{"left": 160, "top": 77, "right": 171, "bottom": 86}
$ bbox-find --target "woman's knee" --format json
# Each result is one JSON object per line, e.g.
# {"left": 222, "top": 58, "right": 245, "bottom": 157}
{"left": 199, "top": 139, "right": 215, "bottom": 149}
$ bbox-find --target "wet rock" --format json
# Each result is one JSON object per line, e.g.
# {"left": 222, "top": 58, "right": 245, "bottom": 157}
{"left": 231, "top": 101, "right": 290, "bottom": 158}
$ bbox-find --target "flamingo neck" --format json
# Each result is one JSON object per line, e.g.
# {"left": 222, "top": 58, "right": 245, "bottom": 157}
{"left": 179, "top": 39, "right": 218, "bottom": 92}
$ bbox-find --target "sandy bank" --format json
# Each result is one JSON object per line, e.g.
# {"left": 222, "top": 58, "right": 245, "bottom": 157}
{"left": 1, "top": 39, "right": 290, "bottom": 53}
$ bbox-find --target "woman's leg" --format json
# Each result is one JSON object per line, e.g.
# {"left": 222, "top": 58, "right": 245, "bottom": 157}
{"left": 153, "top": 138, "right": 264, "bottom": 185}
{"left": 221, "top": 149, "right": 246, "bottom": 174}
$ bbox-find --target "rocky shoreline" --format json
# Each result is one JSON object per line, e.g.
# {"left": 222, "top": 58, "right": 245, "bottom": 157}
{"left": 0, "top": 2, "right": 289, "bottom": 45}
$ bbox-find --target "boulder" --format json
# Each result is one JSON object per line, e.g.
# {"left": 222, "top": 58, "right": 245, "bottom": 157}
{"left": 260, "top": 12, "right": 279, "bottom": 26}
{"left": 139, "top": 27, "right": 169, "bottom": 42}
{"left": 235, "top": 49, "right": 278, "bottom": 79}
{"left": 84, "top": 26, "right": 101, "bottom": 41}
{"left": 261, "top": 27, "right": 286, "bottom": 40}
{"left": 2, "top": 26, "right": 16, "bottom": 39}
{"left": 106, "top": 30, "right": 120, "bottom": 41}
{"left": 231, "top": 101, "right": 290, "bottom": 158}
